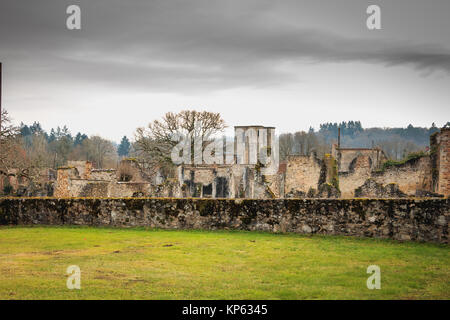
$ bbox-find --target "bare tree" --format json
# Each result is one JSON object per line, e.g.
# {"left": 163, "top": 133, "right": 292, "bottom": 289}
{"left": 279, "top": 133, "right": 294, "bottom": 161}
{"left": 0, "top": 110, "right": 36, "bottom": 193}
{"left": 82, "top": 136, "right": 116, "bottom": 168}
{"left": 134, "top": 110, "right": 226, "bottom": 175}
{"left": 0, "top": 109, "right": 21, "bottom": 174}
{"left": 378, "top": 136, "right": 421, "bottom": 160}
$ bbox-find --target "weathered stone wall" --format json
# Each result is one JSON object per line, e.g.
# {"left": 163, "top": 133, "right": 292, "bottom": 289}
{"left": 265, "top": 174, "right": 282, "bottom": 198}
{"left": 339, "top": 156, "right": 431, "bottom": 198}
{"left": 117, "top": 159, "right": 158, "bottom": 183}
{"left": 54, "top": 167, "right": 77, "bottom": 197}
{"left": 433, "top": 128, "right": 450, "bottom": 197}
{"left": 109, "top": 182, "right": 152, "bottom": 197}
{"left": 1, "top": 198, "right": 448, "bottom": 244}
{"left": 284, "top": 155, "right": 323, "bottom": 196}
{"left": 334, "top": 148, "right": 386, "bottom": 173}
{"left": 371, "top": 156, "right": 432, "bottom": 196}
{"left": 339, "top": 172, "right": 370, "bottom": 198}
{"left": 67, "top": 161, "right": 92, "bottom": 179}
{"left": 337, "top": 151, "right": 382, "bottom": 198}
{"left": 354, "top": 179, "right": 407, "bottom": 198}
{"left": 178, "top": 164, "right": 274, "bottom": 199}
{"left": 90, "top": 169, "right": 117, "bottom": 182}
{"left": 76, "top": 181, "right": 110, "bottom": 197}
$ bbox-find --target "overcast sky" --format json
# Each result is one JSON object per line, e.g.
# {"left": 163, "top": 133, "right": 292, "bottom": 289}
{"left": 1, "top": 0, "right": 449, "bottom": 142}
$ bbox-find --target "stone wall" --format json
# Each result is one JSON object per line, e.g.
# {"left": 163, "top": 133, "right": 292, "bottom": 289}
{"left": 432, "top": 128, "right": 450, "bottom": 196}
{"left": 354, "top": 179, "right": 407, "bottom": 198}
{"left": 0, "top": 198, "right": 448, "bottom": 244}
{"left": 333, "top": 147, "right": 386, "bottom": 173}
{"left": 67, "top": 161, "right": 92, "bottom": 179}
{"left": 178, "top": 164, "right": 274, "bottom": 199}
{"left": 339, "top": 155, "right": 432, "bottom": 198}
{"left": 54, "top": 167, "right": 77, "bottom": 197}
{"left": 339, "top": 172, "right": 371, "bottom": 198}
{"left": 284, "top": 155, "right": 323, "bottom": 196}
{"left": 90, "top": 169, "right": 117, "bottom": 181}
{"left": 179, "top": 165, "right": 233, "bottom": 198}
{"left": 109, "top": 182, "right": 153, "bottom": 197}
{"left": 50, "top": 127, "right": 450, "bottom": 199}
{"left": 372, "top": 156, "right": 432, "bottom": 196}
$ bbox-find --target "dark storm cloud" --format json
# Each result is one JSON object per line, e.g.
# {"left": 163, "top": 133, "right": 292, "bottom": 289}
{"left": 1, "top": 0, "right": 450, "bottom": 92}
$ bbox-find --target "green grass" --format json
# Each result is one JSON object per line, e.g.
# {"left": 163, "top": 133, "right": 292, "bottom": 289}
{"left": 0, "top": 226, "right": 448, "bottom": 300}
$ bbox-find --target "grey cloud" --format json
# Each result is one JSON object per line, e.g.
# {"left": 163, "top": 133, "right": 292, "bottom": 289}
{"left": 1, "top": 0, "right": 450, "bottom": 94}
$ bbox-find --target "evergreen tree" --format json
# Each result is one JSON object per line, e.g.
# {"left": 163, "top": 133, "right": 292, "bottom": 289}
{"left": 20, "top": 124, "right": 31, "bottom": 137}
{"left": 30, "top": 122, "right": 44, "bottom": 135}
{"left": 47, "top": 128, "right": 56, "bottom": 143}
{"left": 74, "top": 132, "right": 88, "bottom": 146}
{"left": 118, "top": 136, "right": 131, "bottom": 157}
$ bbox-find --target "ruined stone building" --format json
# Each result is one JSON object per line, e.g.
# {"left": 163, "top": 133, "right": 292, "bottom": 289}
{"left": 177, "top": 125, "right": 278, "bottom": 199}
{"left": 177, "top": 125, "right": 450, "bottom": 199}
{"left": 52, "top": 126, "right": 450, "bottom": 199}
{"left": 0, "top": 167, "right": 56, "bottom": 197}
{"left": 54, "top": 159, "right": 174, "bottom": 198}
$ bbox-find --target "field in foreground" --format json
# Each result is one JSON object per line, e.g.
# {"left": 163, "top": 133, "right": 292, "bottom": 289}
{"left": 0, "top": 226, "right": 448, "bottom": 300}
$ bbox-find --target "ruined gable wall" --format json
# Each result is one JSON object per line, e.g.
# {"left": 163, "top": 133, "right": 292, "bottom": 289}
{"left": 339, "top": 155, "right": 372, "bottom": 198}
{"left": 117, "top": 159, "right": 151, "bottom": 183}
{"left": 67, "top": 161, "right": 92, "bottom": 179}
{"left": 337, "top": 149, "right": 383, "bottom": 172}
{"left": 284, "top": 155, "right": 322, "bottom": 195}
{"left": 339, "top": 155, "right": 432, "bottom": 197}
{"left": 339, "top": 173, "right": 371, "bottom": 198}
{"left": 371, "top": 156, "right": 432, "bottom": 196}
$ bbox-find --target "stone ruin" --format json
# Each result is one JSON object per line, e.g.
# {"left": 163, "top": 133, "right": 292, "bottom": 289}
{"left": 0, "top": 167, "right": 56, "bottom": 197}
{"left": 50, "top": 126, "right": 450, "bottom": 199}
{"left": 54, "top": 159, "right": 177, "bottom": 198}
{"left": 354, "top": 179, "right": 407, "bottom": 198}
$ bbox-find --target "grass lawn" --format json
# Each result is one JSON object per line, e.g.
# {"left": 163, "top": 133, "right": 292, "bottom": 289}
{"left": 0, "top": 226, "right": 448, "bottom": 300}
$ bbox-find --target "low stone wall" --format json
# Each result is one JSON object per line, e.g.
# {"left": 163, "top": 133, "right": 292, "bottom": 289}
{"left": 0, "top": 198, "right": 448, "bottom": 243}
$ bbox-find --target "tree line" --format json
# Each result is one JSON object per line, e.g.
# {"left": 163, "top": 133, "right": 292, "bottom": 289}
{"left": 18, "top": 122, "right": 133, "bottom": 169}
{"left": 1, "top": 107, "right": 447, "bottom": 193}
{"left": 279, "top": 121, "right": 447, "bottom": 161}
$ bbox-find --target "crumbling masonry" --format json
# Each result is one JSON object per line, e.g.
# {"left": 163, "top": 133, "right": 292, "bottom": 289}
{"left": 53, "top": 126, "right": 450, "bottom": 198}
